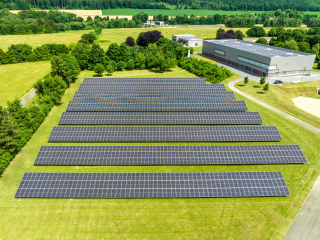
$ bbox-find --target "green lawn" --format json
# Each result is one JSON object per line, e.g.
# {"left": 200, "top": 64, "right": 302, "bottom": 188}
{"left": 235, "top": 80, "right": 320, "bottom": 129}
{"left": 0, "top": 61, "right": 51, "bottom": 106}
{"left": 0, "top": 30, "right": 91, "bottom": 51}
{"left": 0, "top": 67, "right": 320, "bottom": 239}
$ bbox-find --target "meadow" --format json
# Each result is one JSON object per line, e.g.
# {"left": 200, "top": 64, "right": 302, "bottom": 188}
{"left": 0, "top": 68, "right": 319, "bottom": 239}
{"left": 0, "top": 30, "right": 90, "bottom": 51}
{"left": 235, "top": 80, "right": 320, "bottom": 129}
{"left": 0, "top": 61, "right": 51, "bottom": 106}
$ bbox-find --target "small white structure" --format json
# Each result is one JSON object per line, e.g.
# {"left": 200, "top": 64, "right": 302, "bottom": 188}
{"left": 172, "top": 34, "right": 203, "bottom": 47}
{"left": 141, "top": 21, "right": 164, "bottom": 28}
{"left": 317, "top": 86, "right": 320, "bottom": 95}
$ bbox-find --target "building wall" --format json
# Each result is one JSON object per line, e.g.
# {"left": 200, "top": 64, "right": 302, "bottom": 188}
{"left": 202, "top": 41, "right": 315, "bottom": 77}
{"left": 186, "top": 40, "right": 203, "bottom": 47}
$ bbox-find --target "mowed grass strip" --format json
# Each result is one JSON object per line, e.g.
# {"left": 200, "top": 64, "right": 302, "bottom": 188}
{"left": 0, "top": 30, "right": 91, "bottom": 51}
{"left": 0, "top": 61, "right": 51, "bottom": 106}
{"left": 0, "top": 67, "right": 319, "bottom": 239}
{"left": 235, "top": 80, "right": 320, "bottom": 129}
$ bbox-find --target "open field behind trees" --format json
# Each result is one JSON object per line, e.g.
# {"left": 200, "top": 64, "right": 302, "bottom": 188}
{"left": 0, "top": 61, "right": 51, "bottom": 106}
{"left": 0, "top": 30, "right": 91, "bottom": 51}
{"left": 0, "top": 68, "right": 320, "bottom": 239}
{"left": 235, "top": 80, "right": 320, "bottom": 129}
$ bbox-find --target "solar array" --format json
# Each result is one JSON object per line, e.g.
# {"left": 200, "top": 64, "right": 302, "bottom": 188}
{"left": 34, "top": 145, "right": 307, "bottom": 166}
{"left": 66, "top": 101, "right": 248, "bottom": 112}
{"left": 15, "top": 172, "right": 290, "bottom": 198}
{"left": 48, "top": 126, "right": 282, "bottom": 142}
{"left": 58, "top": 111, "right": 262, "bottom": 125}
{"left": 15, "top": 77, "right": 302, "bottom": 199}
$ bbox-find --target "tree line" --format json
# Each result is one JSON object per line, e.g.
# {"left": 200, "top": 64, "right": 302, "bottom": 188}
{"left": 2, "top": 0, "right": 320, "bottom": 12}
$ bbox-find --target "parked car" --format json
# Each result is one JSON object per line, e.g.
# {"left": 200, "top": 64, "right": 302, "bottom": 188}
{"left": 274, "top": 80, "right": 283, "bottom": 84}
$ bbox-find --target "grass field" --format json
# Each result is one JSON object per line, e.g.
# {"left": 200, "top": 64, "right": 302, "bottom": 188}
{"left": 0, "top": 61, "right": 51, "bottom": 106}
{"left": 0, "top": 66, "right": 320, "bottom": 239}
{"left": 0, "top": 30, "right": 91, "bottom": 51}
{"left": 235, "top": 80, "right": 320, "bottom": 129}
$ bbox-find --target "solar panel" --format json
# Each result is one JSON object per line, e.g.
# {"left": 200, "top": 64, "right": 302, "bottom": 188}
{"left": 58, "top": 112, "right": 262, "bottom": 125}
{"left": 72, "top": 96, "right": 235, "bottom": 102}
{"left": 66, "top": 101, "right": 248, "bottom": 112}
{"left": 73, "top": 92, "right": 236, "bottom": 100}
{"left": 76, "top": 89, "right": 229, "bottom": 94}
{"left": 78, "top": 85, "right": 227, "bottom": 92}
{"left": 15, "top": 172, "right": 290, "bottom": 198}
{"left": 48, "top": 126, "right": 282, "bottom": 142}
{"left": 34, "top": 145, "right": 307, "bottom": 166}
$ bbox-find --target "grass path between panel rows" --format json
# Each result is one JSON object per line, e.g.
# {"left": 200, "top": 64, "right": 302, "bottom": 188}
{"left": 0, "top": 68, "right": 320, "bottom": 239}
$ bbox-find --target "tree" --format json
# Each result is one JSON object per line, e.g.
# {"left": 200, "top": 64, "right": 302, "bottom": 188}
{"left": 94, "top": 27, "right": 102, "bottom": 35}
{"left": 106, "top": 43, "right": 121, "bottom": 62}
{"left": 235, "top": 30, "right": 245, "bottom": 39}
{"left": 71, "top": 43, "right": 91, "bottom": 70}
{"left": 80, "top": 31, "right": 97, "bottom": 44}
{"left": 244, "top": 76, "right": 249, "bottom": 85}
{"left": 105, "top": 65, "right": 114, "bottom": 75}
{"left": 256, "top": 38, "right": 268, "bottom": 45}
{"left": 134, "top": 52, "right": 146, "bottom": 69}
{"left": 138, "top": 30, "right": 164, "bottom": 47}
{"left": 263, "top": 83, "right": 270, "bottom": 92}
{"left": 117, "top": 61, "right": 127, "bottom": 71}
{"left": 216, "top": 28, "right": 225, "bottom": 37}
{"left": 51, "top": 54, "right": 80, "bottom": 86}
{"left": 260, "top": 77, "right": 266, "bottom": 86}
{"left": 88, "top": 44, "right": 105, "bottom": 70}
{"left": 284, "top": 40, "right": 299, "bottom": 51}
{"left": 34, "top": 74, "right": 67, "bottom": 103}
{"left": 246, "top": 26, "right": 266, "bottom": 37}
{"left": 126, "top": 59, "right": 135, "bottom": 70}
{"left": 119, "top": 43, "right": 131, "bottom": 62}
{"left": 216, "top": 30, "right": 242, "bottom": 40}
{"left": 94, "top": 63, "right": 105, "bottom": 75}
{"left": 125, "top": 36, "right": 135, "bottom": 47}
{"left": 0, "top": 49, "right": 6, "bottom": 64}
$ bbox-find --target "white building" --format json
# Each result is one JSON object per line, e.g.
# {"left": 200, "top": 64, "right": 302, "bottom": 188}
{"left": 141, "top": 21, "right": 165, "bottom": 28}
{"left": 172, "top": 34, "right": 203, "bottom": 47}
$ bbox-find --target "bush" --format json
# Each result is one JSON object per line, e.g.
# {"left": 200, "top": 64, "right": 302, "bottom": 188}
{"left": 246, "top": 26, "right": 266, "bottom": 37}
{"left": 105, "top": 65, "right": 114, "bottom": 75}
{"left": 125, "top": 36, "right": 136, "bottom": 47}
{"left": 117, "top": 61, "right": 127, "bottom": 70}
{"left": 80, "top": 31, "right": 97, "bottom": 44}
{"left": 94, "top": 63, "right": 105, "bottom": 75}
{"left": 235, "top": 30, "right": 245, "bottom": 38}
{"left": 263, "top": 83, "right": 270, "bottom": 91}
{"left": 256, "top": 38, "right": 268, "bottom": 45}
{"left": 260, "top": 77, "right": 266, "bottom": 86}
{"left": 94, "top": 27, "right": 102, "bottom": 35}
{"left": 178, "top": 58, "right": 232, "bottom": 83}
{"left": 126, "top": 59, "right": 135, "bottom": 70}
{"left": 244, "top": 76, "right": 249, "bottom": 84}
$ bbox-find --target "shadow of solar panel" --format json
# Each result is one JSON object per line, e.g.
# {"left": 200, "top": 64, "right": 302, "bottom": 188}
{"left": 66, "top": 101, "right": 248, "bottom": 112}
{"left": 82, "top": 78, "right": 214, "bottom": 85}
{"left": 15, "top": 172, "right": 290, "bottom": 198}
{"left": 34, "top": 145, "right": 307, "bottom": 166}
{"left": 58, "top": 112, "right": 262, "bottom": 125}
{"left": 48, "top": 126, "right": 282, "bottom": 142}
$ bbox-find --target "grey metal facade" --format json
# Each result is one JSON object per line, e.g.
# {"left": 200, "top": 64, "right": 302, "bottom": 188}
{"left": 202, "top": 40, "right": 316, "bottom": 77}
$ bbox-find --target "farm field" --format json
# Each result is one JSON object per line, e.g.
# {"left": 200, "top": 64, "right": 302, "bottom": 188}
{"left": 0, "top": 61, "right": 51, "bottom": 106}
{"left": 0, "top": 67, "right": 320, "bottom": 239}
{"left": 235, "top": 80, "right": 320, "bottom": 129}
{"left": 0, "top": 30, "right": 90, "bottom": 51}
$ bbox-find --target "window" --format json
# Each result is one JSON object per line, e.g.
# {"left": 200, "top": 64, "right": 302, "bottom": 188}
{"left": 275, "top": 72, "right": 278, "bottom": 76}
{"left": 215, "top": 49, "right": 225, "bottom": 56}
{"left": 263, "top": 72, "right": 266, "bottom": 77}
{"left": 229, "top": 61, "right": 232, "bottom": 65}
{"left": 283, "top": 71, "right": 286, "bottom": 75}
{"left": 302, "top": 69, "right": 305, "bottom": 73}
{"left": 195, "top": 43, "right": 198, "bottom": 46}
{"left": 237, "top": 56, "right": 276, "bottom": 70}
{"left": 246, "top": 67, "right": 251, "bottom": 72}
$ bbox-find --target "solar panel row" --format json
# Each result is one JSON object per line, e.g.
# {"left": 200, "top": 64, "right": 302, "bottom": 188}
{"left": 48, "top": 126, "right": 282, "bottom": 142}
{"left": 82, "top": 77, "right": 212, "bottom": 84}
{"left": 58, "top": 111, "right": 262, "bottom": 125}
{"left": 66, "top": 101, "right": 248, "bottom": 112}
{"left": 34, "top": 145, "right": 307, "bottom": 166}
{"left": 15, "top": 172, "right": 290, "bottom": 198}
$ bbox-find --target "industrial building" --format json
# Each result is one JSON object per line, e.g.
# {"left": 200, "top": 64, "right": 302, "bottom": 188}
{"left": 202, "top": 39, "right": 316, "bottom": 77}
{"left": 172, "top": 34, "right": 203, "bottom": 47}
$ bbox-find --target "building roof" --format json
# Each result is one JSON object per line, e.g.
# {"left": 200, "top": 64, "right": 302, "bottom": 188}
{"left": 173, "top": 34, "right": 196, "bottom": 37}
{"left": 205, "top": 39, "right": 313, "bottom": 58}
{"left": 179, "top": 36, "right": 203, "bottom": 41}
